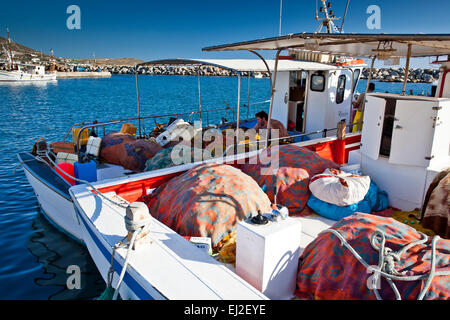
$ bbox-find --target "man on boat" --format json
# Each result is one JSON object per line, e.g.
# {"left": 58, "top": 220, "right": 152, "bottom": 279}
{"left": 253, "top": 111, "right": 291, "bottom": 143}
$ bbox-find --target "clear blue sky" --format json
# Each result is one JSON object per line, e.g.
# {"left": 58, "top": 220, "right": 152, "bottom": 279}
{"left": 1, "top": 0, "right": 449, "bottom": 67}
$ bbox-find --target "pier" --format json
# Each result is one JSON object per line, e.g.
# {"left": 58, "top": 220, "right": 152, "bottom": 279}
{"left": 56, "top": 71, "right": 111, "bottom": 79}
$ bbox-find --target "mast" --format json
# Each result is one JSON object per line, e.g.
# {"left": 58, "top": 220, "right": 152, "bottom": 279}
{"left": 315, "top": 0, "right": 341, "bottom": 34}
{"left": 6, "top": 27, "right": 14, "bottom": 70}
{"left": 50, "top": 49, "right": 55, "bottom": 72}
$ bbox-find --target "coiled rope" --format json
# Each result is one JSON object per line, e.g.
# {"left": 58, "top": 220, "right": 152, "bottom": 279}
{"left": 320, "top": 228, "right": 450, "bottom": 300}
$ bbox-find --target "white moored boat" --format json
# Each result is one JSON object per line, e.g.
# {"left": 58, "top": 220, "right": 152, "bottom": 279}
{"left": 1, "top": 31, "right": 57, "bottom": 82}
{"left": 0, "top": 65, "right": 57, "bottom": 82}
{"left": 68, "top": 33, "right": 450, "bottom": 300}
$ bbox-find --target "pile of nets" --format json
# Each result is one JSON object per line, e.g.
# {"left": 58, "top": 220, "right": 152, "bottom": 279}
{"left": 100, "top": 133, "right": 162, "bottom": 172}
{"left": 240, "top": 145, "right": 339, "bottom": 215}
{"left": 296, "top": 212, "right": 450, "bottom": 300}
{"left": 147, "top": 163, "right": 272, "bottom": 247}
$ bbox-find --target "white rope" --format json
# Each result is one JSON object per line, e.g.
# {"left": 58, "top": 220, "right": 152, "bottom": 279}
{"left": 320, "top": 228, "right": 450, "bottom": 300}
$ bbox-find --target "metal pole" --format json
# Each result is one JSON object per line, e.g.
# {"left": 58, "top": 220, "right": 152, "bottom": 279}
{"left": 247, "top": 74, "right": 251, "bottom": 120}
{"left": 402, "top": 44, "right": 413, "bottom": 96}
{"left": 340, "top": 0, "right": 350, "bottom": 33}
{"left": 135, "top": 66, "right": 142, "bottom": 138}
{"left": 197, "top": 66, "right": 202, "bottom": 123}
{"left": 247, "top": 49, "right": 275, "bottom": 149}
{"left": 279, "top": 0, "right": 283, "bottom": 36}
{"left": 236, "top": 73, "right": 242, "bottom": 144}
{"left": 358, "top": 55, "right": 376, "bottom": 132}
{"left": 266, "top": 50, "right": 282, "bottom": 147}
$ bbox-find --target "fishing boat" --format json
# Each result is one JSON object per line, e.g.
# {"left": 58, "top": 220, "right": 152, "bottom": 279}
{"left": 0, "top": 63, "right": 57, "bottom": 82}
{"left": 67, "top": 33, "right": 450, "bottom": 300}
{"left": 18, "top": 57, "right": 363, "bottom": 244}
{"left": 0, "top": 30, "right": 57, "bottom": 82}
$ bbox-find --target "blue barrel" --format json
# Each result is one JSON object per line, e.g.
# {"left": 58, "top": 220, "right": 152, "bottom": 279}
{"left": 74, "top": 160, "right": 97, "bottom": 185}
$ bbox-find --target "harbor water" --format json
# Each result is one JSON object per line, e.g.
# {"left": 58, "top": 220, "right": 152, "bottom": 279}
{"left": 0, "top": 75, "right": 432, "bottom": 299}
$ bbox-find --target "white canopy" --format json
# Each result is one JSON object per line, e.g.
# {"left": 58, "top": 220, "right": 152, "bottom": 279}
{"left": 202, "top": 33, "right": 450, "bottom": 58}
{"left": 137, "top": 58, "right": 337, "bottom": 73}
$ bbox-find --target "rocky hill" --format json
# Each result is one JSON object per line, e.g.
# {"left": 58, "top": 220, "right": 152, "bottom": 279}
{"left": 0, "top": 36, "right": 143, "bottom": 70}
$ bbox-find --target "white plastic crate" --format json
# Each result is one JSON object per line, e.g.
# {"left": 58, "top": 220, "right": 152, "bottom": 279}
{"left": 86, "top": 136, "right": 102, "bottom": 157}
{"left": 56, "top": 152, "right": 78, "bottom": 165}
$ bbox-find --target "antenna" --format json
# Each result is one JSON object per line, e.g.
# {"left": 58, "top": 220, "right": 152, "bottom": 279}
{"left": 279, "top": 0, "right": 283, "bottom": 36}
{"left": 6, "top": 27, "right": 11, "bottom": 43}
{"left": 340, "top": 0, "right": 350, "bottom": 33}
{"left": 315, "top": 0, "right": 341, "bottom": 34}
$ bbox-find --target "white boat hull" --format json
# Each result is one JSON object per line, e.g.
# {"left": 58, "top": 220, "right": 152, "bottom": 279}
{"left": 20, "top": 155, "right": 83, "bottom": 242}
{"left": 0, "top": 70, "right": 57, "bottom": 82}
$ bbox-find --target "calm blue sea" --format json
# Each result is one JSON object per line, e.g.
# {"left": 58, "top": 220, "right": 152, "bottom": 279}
{"left": 0, "top": 75, "right": 432, "bottom": 299}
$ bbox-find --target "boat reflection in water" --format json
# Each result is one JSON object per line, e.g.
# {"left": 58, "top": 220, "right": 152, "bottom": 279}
{"left": 26, "top": 213, "right": 105, "bottom": 300}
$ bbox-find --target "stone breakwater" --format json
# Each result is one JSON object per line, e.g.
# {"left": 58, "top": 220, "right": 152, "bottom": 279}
{"left": 359, "top": 67, "right": 439, "bottom": 83}
{"left": 106, "top": 65, "right": 265, "bottom": 77}
{"left": 54, "top": 64, "right": 440, "bottom": 83}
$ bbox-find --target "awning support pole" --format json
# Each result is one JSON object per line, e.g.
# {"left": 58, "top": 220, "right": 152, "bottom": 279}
{"left": 247, "top": 49, "right": 279, "bottom": 149}
{"left": 135, "top": 66, "right": 142, "bottom": 138}
{"left": 402, "top": 44, "right": 413, "bottom": 95}
{"left": 266, "top": 49, "right": 282, "bottom": 148}
{"left": 358, "top": 55, "right": 376, "bottom": 132}
{"left": 236, "top": 72, "right": 242, "bottom": 144}
{"left": 197, "top": 66, "right": 202, "bottom": 123}
{"left": 247, "top": 74, "right": 251, "bottom": 120}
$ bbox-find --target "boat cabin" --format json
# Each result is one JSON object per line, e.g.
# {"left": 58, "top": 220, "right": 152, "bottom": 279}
{"left": 136, "top": 58, "right": 363, "bottom": 140}
{"left": 203, "top": 33, "right": 450, "bottom": 212}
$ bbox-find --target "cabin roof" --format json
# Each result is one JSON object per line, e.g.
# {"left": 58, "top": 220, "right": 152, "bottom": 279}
{"left": 202, "top": 33, "right": 450, "bottom": 58}
{"left": 137, "top": 58, "right": 337, "bottom": 73}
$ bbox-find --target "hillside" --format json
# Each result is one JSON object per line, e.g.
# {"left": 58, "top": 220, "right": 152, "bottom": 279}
{"left": 0, "top": 36, "right": 143, "bottom": 67}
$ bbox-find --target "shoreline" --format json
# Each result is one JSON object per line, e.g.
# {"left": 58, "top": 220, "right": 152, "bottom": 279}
{"left": 97, "top": 65, "right": 438, "bottom": 83}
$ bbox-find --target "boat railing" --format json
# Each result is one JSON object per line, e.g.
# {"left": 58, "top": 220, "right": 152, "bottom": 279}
{"left": 63, "top": 99, "right": 271, "bottom": 143}
{"left": 222, "top": 120, "right": 363, "bottom": 156}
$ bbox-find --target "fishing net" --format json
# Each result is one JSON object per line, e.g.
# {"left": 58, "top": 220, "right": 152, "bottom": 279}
{"left": 240, "top": 145, "right": 339, "bottom": 215}
{"left": 147, "top": 163, "right": 272, "bottom": 247}
{"left": 296, "top": 212, "right": 450, "bottom": 300}
{"left": 100, "top": 133, "right": 162, "bottom": 172}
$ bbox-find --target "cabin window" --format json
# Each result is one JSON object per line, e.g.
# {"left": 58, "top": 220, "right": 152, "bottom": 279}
{"left": 352, "top": 69, "right": 360, "bottom": 93}
{"left": 310, "top": 74, "right": 325, "bottom": 92}
{"left": 336, "top": 75, "right": 346, "bottom": 104}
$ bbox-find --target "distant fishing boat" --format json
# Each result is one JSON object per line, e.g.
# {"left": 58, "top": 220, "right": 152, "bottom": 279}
{"left": 0, "top": 29, "right": 56, "bottom": 82}
{"left": 0, "top": 63, "right": 57, "bottom": 82}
